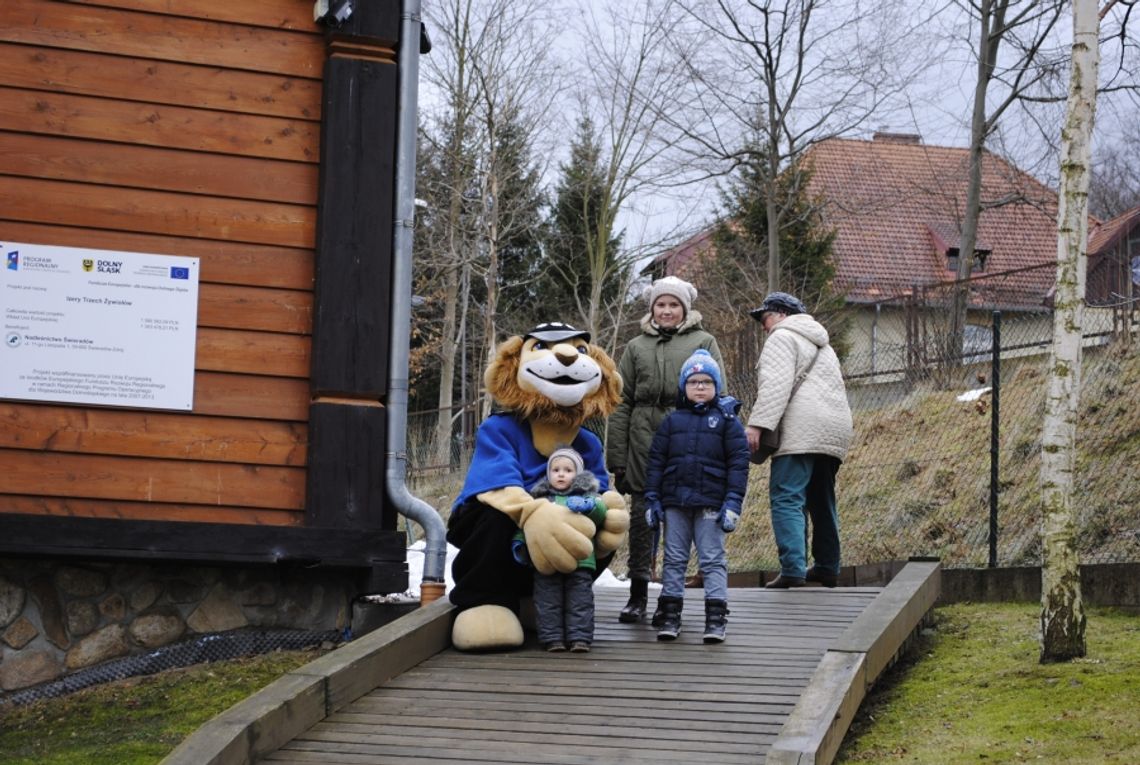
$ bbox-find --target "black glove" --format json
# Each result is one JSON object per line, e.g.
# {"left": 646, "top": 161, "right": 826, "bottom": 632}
{"left": 612, "top": 469, "right": 630, "bottom": 494}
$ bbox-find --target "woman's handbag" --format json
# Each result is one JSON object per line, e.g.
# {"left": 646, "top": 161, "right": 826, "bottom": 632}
{"left": 750, "top": 427, "right": 782, "bottom": 465}
{"left": 749, "top": 347, "right": 822, "bottom": 465}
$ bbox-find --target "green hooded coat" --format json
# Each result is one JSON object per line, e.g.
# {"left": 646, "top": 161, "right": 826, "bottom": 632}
{"left": 606, "top": 310, "right": 724, "bottom": 491}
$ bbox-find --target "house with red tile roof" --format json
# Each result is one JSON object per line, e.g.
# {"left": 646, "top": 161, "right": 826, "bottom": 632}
{"left": 1086, "top": 205, "right": 1140, "bottom": 340}
{"left": 648, "top": 133, "right": 1137, "bottom": 381}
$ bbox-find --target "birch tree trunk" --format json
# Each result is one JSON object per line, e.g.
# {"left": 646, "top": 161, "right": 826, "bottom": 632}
{"left": 1039, "top": 0, "right": 1099, "bottom": 663}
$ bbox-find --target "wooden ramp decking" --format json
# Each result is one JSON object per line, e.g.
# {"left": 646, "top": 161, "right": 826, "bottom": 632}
{"left": 162, "top": 561, "right": 940, "bottom": 765}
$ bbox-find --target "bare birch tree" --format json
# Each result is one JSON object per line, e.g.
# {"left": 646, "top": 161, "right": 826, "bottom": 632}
{"left": 1039, "top": 0, "right": 1113, "bottom": 664}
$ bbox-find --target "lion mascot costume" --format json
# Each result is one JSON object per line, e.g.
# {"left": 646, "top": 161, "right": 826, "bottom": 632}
{"left": 447, "top": 321, "right": 630, "bottom": 651}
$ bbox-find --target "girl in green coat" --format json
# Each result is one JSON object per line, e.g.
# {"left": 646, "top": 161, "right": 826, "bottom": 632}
{"left": 606, "top": 275, "right": 725, "bottom": 623}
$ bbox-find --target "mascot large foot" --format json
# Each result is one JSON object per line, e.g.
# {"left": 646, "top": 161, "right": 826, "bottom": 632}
{"left": 452, "top": 605, "right": 525, "bottom": 651}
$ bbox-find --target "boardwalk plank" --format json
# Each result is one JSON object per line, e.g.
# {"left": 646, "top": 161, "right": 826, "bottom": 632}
{"left": 328, "top": 709, "right": 782, "bottom": 735}
{"left": 297, "top": 722, "right": 769, "bottom": 755}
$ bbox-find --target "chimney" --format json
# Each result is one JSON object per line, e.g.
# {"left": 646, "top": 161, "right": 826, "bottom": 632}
{"left": 873, "top": 131, "right": 922, "bottom": 144}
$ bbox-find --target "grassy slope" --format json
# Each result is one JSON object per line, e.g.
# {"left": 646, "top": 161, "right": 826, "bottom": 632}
{"left": 838, "top": 603, "right": 1140, "bottom": 764}
{"left": 724, "top": 345, "right": 1140, "bottom": 572}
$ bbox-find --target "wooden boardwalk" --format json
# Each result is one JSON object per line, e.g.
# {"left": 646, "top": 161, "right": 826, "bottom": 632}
{"left": 162, "top": 562, "right": 941, "bottom": 765}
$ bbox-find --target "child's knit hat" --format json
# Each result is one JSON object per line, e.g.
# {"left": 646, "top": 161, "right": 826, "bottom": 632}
{"left": 643, "top": 275, "right": 697, "bottom": 316}
{"left": 678, "top": 349, "right": 723, "bottom": 395}
{"left": 547, "top": 446, "right": 584, "bottom": 482}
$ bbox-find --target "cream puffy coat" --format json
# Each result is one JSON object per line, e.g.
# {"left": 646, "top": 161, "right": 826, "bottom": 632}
{"left": 747, "top": 314, "right": 853, "bottom": 461}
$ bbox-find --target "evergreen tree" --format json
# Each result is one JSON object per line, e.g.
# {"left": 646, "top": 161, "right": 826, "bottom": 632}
{"left": 539, "top": 115, "right": 625, "bottom": 328}
{"left": 706, "top": 146, "right": 848, "bottom": 370}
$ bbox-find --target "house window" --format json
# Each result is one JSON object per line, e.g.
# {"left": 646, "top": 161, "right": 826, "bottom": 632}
{"left": 946, "top": 249, "right": 990, "bottom": 273}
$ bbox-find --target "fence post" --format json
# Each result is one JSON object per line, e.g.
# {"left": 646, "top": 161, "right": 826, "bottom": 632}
{"left": 989, "top": 310, "right": 1002, "bottom": 568}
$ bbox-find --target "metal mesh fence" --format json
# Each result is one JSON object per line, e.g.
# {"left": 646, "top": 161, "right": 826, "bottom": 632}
{"left": 0, "top": 628, "right": 341, "bottom": 708}
{"left": 408, "top": 273, "right": 1140, "bottom": 572}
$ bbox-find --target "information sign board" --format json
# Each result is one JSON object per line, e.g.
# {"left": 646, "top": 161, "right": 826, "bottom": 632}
{"left": 1, "top": 241, "right": 200, "bottom": 410}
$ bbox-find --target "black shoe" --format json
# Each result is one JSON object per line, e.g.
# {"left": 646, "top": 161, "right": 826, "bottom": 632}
{"left": 764, "top": 574, "right": 806, "bottom": 589}
{"left": 806, "top": 567, "right": 838, "bottom": 588}
{"left": 569, "top": 640, "right": 591, "bottom": 653}
{"left": 703, "top": 599, "right": 729, "bottom": 644}
{"left": 656, "top": 596, "right": 683, "bottom": 641}
{"left": 544, "top": 641, "right": 567, "bottom": 652}
{"left": 619, "top": 578, "right": 650, "bottom": 623}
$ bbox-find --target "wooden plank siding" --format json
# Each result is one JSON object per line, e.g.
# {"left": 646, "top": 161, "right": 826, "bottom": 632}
{"left": 0, "top": 0, "right": 325, "bottom": 532}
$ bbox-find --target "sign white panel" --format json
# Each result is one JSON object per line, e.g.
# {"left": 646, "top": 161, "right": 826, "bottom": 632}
{"left": 1, "top": 241, "right": 200, "bottom": 411}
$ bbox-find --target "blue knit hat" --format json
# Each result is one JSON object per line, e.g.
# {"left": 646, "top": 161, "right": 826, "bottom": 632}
{"left": 678, "top": 349, "right": 723, "bottom": 395}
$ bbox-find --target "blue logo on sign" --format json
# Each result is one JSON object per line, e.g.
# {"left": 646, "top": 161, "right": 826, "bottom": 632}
{"left": 170, "top": 267, "right": 189, "bottom": 280}
{"left": 6, "top": 252, "right": 17, "bottom": 270}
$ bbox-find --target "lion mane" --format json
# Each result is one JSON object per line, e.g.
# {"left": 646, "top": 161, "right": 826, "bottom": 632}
{"left": 484, "top": 335, "right": 623, "bottom": 430}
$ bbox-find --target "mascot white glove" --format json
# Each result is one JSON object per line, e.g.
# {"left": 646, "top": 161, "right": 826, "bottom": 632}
{"left": 595, "top": 490, "right": 630, "bottom": 555}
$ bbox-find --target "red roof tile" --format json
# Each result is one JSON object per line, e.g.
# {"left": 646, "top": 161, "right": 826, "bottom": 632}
{"left": 1088, "top": 205, "right": 1140, "bottom": 255}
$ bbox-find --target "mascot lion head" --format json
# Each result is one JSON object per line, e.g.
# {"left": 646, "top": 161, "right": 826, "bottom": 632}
{"left": 485, "top": 321, "right": 622, "bottom": 429}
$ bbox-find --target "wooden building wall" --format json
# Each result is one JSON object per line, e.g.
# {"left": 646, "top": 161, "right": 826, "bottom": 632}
{"left": 0, "top": 0, "right": 404, "bottom": 579}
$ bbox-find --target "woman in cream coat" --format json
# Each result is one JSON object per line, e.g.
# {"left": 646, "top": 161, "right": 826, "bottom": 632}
{"left": 745, "top": 292, "right": 853, "bottom": 589}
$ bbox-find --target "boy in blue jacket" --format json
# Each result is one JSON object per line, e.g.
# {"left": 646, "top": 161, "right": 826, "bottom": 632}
{"left": 644, "top": 349, "right": 750, "bottom": 643}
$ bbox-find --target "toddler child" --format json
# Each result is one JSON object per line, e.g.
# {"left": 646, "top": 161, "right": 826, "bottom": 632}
{"left": 644, "top": 349, "right": 750, "bottom": 643}
{"left": 513, "top": 447, "right": 609, "bottom": 652}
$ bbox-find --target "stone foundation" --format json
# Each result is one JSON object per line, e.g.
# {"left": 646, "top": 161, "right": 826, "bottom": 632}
{"left": 0, "top": 557, "right": 359, "bottom": 694}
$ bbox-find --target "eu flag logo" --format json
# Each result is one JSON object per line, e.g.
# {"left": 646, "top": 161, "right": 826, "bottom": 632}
{"left": 170, "top": 267, "right": 189, "bottom": 280}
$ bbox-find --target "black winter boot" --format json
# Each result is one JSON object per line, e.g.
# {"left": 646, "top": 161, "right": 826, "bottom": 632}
{"left": 619, "top": 578, "right": 650, "bottom": 623}
{"left": 656, "top": 597, "right": 683, "bottom": 641}
{"left": 703, "top": 599, "right": 729, "bottom": 644}
{"left": 651, "top": 598, "right": 666, "bottom": 627}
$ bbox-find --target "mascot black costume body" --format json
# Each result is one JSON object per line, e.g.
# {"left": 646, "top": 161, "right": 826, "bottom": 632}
{"left": 448, "top": 322, "right": 630, "bottom": 650}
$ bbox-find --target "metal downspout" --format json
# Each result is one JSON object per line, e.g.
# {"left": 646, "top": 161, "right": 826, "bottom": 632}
{"left": 388, "top": 0, "right": 447, "bottom": 603}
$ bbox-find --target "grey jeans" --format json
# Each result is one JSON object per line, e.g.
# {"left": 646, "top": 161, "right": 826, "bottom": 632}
{"left": 533, "top": 569, "right": 595, "bottom": 644}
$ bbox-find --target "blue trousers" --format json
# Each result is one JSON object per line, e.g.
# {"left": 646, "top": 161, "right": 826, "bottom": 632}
{"left": 769, "top": 454, "right": 842, "bottom": 578}
{"left": 661, "top": 507, "right": 728, "bottom": 601}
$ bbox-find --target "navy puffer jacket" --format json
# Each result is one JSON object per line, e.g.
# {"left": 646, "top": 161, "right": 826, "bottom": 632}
{"left": 643, "top": 394, "right": 750, "bottom": 513}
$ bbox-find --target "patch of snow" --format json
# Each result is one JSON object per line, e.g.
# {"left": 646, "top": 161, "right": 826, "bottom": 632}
{"left": 957, "top": 386, "right": 992, "bottom": 402}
